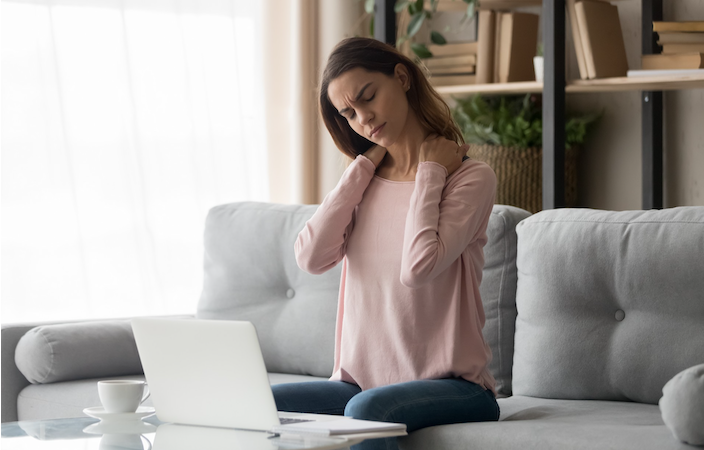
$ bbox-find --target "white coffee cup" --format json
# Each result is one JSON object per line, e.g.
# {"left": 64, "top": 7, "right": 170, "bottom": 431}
{"left": 98, "top": 380, "right": 150, "bottom": 414}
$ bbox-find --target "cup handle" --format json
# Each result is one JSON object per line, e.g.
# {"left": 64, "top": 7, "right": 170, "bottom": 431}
{"left": 141, "top": 383, "right": 151, "bottom": 404}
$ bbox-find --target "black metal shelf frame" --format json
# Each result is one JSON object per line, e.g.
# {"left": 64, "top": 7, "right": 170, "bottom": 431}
{"left": 374, "top": 0, "right": 665, "bottom": 210}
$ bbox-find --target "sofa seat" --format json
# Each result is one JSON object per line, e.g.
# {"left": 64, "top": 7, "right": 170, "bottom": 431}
{"left": 398, "top": 395, "right": 691, "bottom": 450}
{"left": 17, "top": 373, "right": 328, "bottom": 421}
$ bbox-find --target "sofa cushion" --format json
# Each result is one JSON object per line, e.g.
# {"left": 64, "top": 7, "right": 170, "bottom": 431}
{"left": 398, "top": 396, "right": 691, "bottom": 450}
{"left": 196, "top": 201, "right": 530, "bottom": 390}
{"left": 512, "top": 207, "right": 704, "bottom": 404}
{"left": 15, "top": 320, "right": 143, "bottom": 384}
{"left": 480, "top": 205, "right": 531, "bottom": 396}
{"left": 17, "top": 372, "right": 327, "bottom": 421}
{"left": 196, "top": 202, "right": 342, "bottom": 378}
{"left": 659, "top": 363, "right": 704, "bottom": 446}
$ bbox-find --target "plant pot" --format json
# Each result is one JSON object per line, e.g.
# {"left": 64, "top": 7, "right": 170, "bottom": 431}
{"left": 533, "top": 56, "right": 544, "bottom": 82}
{"left": 466, "top": 144, "right": 579, "bottom": 213}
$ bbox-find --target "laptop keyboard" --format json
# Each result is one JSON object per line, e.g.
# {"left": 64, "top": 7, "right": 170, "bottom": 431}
{"left": 279, "top": 417, "right": 315, "bottom": 425}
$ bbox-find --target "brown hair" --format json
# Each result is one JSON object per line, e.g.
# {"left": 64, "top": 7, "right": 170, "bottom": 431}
{"left": 319, "top": 37, "right": 464, "bottom": 162}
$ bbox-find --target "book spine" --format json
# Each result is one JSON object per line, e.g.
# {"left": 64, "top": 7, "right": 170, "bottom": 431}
{"left": 567, "top": 0, "right": 589, "bottom": 80}
{"left": 476, "top": 9, "right": 495, "bottom": 84}
{"left": 575, "top": 1, "right": 596, "bottom": 79}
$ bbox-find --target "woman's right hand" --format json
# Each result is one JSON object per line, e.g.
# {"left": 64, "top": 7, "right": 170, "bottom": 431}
{"left": 361, "top": 144, "right": 388, "bottom": 168}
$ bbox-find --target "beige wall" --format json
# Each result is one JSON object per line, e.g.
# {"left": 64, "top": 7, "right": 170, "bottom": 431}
{"left": 566, "top": 0, "right": 704, "bottom": 209}
{"left": 317, "top": 1, "right": 368, "bottom": 202}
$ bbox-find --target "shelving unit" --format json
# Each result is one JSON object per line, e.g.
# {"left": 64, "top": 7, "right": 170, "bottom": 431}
{"left": 435, "top": 73, "right": 704, "bottom": 95}
{"left": 374, "top": 0, "right": 703, "bottom": 210}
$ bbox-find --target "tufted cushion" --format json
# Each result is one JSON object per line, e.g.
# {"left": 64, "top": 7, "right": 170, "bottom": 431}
{"left": 659, "top": 363, "right": 704, "bottom": 446}
{"left": 15, "top": 321, "right": 143, "bottom": 384}
{"left": 197, "top": 202, "right": 341, "bottom": 378}
{"left": 196, "top": 201, "right": 530, "bottom": 386}
{"left": 512, "top": 207, "right": 704, "bottom": 404}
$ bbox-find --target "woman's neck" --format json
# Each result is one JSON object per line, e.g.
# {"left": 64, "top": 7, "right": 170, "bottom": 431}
{"left": 378, "top": 111, "right": 432, "bottom": 178}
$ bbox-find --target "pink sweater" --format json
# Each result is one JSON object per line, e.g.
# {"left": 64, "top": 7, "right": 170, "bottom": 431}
{"left": 294, "top": 154, "right": 497, "bottom": 394}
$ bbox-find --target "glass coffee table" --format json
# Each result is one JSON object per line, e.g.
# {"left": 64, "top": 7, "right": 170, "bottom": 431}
{"left": 0, "top": 415, "right": 380, "bottom": 450}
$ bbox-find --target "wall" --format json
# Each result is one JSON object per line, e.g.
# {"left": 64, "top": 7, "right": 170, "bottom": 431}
{"left": 317, "top": 1, "right": 368, "bottom": 202}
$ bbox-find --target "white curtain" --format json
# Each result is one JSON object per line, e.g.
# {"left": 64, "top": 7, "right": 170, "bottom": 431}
{"left": 1, "top": 0, "right": 269, "bottom": 323}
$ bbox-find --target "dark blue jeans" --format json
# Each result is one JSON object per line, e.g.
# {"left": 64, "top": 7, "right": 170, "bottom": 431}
{"left": 271, "top": 377, "right": 500, "bottom": 450}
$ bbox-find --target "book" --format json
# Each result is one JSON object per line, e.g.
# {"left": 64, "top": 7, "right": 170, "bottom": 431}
{"left": 492, "top": 12, "right": 504, "bottom": 83}
{"left": 575, "top": 0, "right": 629, "bottom": 79}
{"left": 271, "top": 418, "right": 407, "bottom": 437}
{"left": 627, "top": 68, "right": 704, "bottom": 77}
{"left": 653, "top": 21, "right": 704, "bottom": 33}
{"left": 429, "top": 74, "right": 477, "bottom": 86}
{"left": 428, "top": 42, "right": 478, "bottom": 57}
{"left": 425, "top": 54, "right": 477, "bottom": 69}
{"left": 661, "top": 43, "right": 704, "bottom": 54}
{"left": 641, "top": 53, "right": 704, "bottom": 70}
{"left": 567, "top": 0, "right": 589, "bottom": 80}
{"left": 430, "top": 64, "right": 476, "bottom": 75}
{"left": 497, "top": 12, "right": 540, "bottom": 83}
{"left": 657, "top": 32, "right": 704, "bottom": 45}
{"left": 476, "top": 9, "right": 496, "bottom": 84}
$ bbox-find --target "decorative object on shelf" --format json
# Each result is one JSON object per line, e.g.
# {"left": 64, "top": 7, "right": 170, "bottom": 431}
{"left": 533, "top": 43, "right": 544, "bottom": 82}
{"left": 451, "top": 94, "right": 601, "bottom": 212}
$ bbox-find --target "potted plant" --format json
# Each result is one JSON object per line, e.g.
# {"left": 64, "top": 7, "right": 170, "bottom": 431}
{"left": 363, "top": 0, "right": 478, "bottom": 58}
{"left": 451, "top": 93, "right": 601, "bottom": 212}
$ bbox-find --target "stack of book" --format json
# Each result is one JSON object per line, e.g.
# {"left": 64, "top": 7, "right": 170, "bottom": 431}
{"left": 426, "top": 42, "right": 479, "bottom": 87}
{"left": 634, "top": 21, "right": 704, "bottom": 75}
{"left": 567, "top": 0, "right": 629, "bottom": 79}
{"left": 475, "top": 9, "right": 540, "bottom": 84}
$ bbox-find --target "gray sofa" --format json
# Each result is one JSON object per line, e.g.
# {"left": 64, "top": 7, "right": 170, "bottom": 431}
{"left": 3, "top": 201, "right": 703, "bottom": 450}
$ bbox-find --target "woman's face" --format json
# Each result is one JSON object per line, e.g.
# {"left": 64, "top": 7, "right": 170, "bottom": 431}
{"left": 327, "top": 65, "right": 411, "bottom": 148}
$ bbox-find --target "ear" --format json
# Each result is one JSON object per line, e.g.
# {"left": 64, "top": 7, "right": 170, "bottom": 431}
{"left": 394, "top": 63, "right": 411, "bottom": 92}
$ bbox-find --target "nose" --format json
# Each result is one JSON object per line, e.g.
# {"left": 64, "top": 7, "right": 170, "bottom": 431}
{"left": 356, "top": 108, "right": 373, "bottom": 126}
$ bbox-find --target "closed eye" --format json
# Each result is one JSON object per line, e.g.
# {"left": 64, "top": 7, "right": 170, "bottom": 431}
{"left": 348, "top": 95, "right": 375, "bottom": 120}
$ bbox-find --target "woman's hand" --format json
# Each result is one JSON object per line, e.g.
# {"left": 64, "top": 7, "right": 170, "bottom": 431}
{"left": 419, "top": 134, "right": 469, "bottom": 176}
{"left": 362, "top": 144, "right": 388, "bottom": 169}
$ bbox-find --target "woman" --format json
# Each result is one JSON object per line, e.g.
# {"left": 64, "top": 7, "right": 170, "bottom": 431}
{"left": 273, "top": 37, "right": 499, "bottom": 450}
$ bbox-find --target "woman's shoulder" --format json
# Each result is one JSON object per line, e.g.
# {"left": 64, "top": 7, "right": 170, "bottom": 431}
{"left": 449, "top": 157, "right": 496, "bottom": 185}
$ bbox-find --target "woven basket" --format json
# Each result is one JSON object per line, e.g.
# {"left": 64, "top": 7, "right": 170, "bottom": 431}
{"left": 466, "top": 144, "right": 579, "bottom": 214}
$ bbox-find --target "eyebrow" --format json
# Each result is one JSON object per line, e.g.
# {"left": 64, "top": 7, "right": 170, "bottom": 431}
{"left": 338, "top": 82, "right": 373, "bottom": 116}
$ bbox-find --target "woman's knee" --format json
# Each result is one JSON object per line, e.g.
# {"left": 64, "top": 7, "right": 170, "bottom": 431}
{"left": 344, "top": 389, "right": 395, "bottom": 422}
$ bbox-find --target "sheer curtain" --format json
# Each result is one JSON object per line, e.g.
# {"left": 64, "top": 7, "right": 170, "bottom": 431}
{"left": 1, "top": 0, "right": 269, "bottom": 323}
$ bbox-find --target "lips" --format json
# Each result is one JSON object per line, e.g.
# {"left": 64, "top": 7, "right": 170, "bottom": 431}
{"left": 370, "top": 123, "right": 386, "bottom": 138}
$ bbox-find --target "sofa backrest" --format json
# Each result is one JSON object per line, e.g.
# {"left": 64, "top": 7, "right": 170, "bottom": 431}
{"left": 512, "top": 207, "right": 704, "bottom": 405}
{"left": 196, "top": 201, "right": 530, "bottom": 395}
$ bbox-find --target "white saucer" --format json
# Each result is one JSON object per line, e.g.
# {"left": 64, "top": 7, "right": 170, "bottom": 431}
{"left": 83, "top": 420, "right": 157, "bottom": 435}
{"left": 83, "top": 406, "right": 156, "bottom": 422}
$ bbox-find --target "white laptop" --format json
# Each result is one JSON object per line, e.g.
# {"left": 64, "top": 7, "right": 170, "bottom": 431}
{"left": 131, "top": 317, "right": 406, "bottom": 438}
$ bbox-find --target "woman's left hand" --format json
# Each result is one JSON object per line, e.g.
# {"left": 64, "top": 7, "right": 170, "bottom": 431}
{"left": 419, "top": 134, "right": 469, "bottom": 176}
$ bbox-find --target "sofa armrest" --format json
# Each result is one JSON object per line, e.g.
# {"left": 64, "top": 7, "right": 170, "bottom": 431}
{"left": 1, "top": 315, "right": 193, "bottom": 423}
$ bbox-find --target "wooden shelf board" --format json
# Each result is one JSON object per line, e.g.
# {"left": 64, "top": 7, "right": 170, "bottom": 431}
{"left": 434, "top": 73, "right": 704, "bottom": 96}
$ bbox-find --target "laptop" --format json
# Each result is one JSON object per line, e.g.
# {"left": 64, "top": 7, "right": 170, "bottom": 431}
{"left": 131, "top": 317, "right": 343, "bottom": 432}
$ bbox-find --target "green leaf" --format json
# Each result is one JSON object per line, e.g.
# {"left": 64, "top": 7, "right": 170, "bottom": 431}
{"left": 407, "top": 12, "right": 426, "bottom": 37}
{"left": 465, "top": 2, "right": 475, "bottom": 20}
{"left": 430, "top": 0, "right": 439, "bottom": 13}
{"left": 397, "top": 35, "right": 409, "bottom": 46}
{"left": 411, "top": 43, "right": 433, "bottom": 58}
{"left": 365, "top": 0, "right": 375, "bottom": 14}
{"left": 408, "top": 0, "right": 423, "bottom": 15}
{"left": 369, "top": 15, "right": 374, "bottom": 37}
{"left": 430, "top": 31, "right": 447, "bottom": 45}
{"left": 394, "top": 0, "right": 410, "bottom": 13}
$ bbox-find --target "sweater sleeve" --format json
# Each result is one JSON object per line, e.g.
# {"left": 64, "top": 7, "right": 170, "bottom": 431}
{"left": 400, "top": 160, "right": 497, "bottom": 288}
{"left": 294, "top": 154, "right": 376, "bottom": 275}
